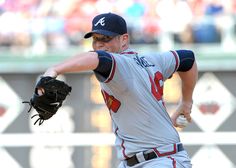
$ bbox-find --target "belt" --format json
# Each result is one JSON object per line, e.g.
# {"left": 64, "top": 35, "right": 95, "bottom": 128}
{"left": 126, "top": 143, "right": 184, "bottom": 167}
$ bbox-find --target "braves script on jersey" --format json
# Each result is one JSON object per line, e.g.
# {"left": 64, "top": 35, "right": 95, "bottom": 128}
{"left": 96, "top": 48, "right": 180, "bottom": 160}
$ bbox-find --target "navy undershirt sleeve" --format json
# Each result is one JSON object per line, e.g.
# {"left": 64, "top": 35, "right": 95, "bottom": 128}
{"left": 176, "top": 50, "right": 195, "bottom": 72}
{"left": 93, "top": 50, "right": 113, "bottom": 79}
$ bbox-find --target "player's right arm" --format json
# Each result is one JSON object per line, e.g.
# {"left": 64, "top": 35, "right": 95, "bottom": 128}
{"left": 171, "top": 50, "right": 198, "bottom": 127}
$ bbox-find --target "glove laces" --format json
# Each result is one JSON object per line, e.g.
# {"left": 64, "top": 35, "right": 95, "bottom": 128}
{"left": 31, "top": 114, "right": 45, "bottom": 125}
{"left": 22, "top": 101, "right": 45, "bottom": 126}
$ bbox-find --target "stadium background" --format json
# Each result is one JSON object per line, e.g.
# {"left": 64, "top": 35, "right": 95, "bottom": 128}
{"left": 0, "top": 0, "right": 236, "bottom": 167}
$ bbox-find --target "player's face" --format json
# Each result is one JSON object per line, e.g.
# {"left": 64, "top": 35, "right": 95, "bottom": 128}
{"left": 92, "top": 33, "right": 127, "bottom": 53}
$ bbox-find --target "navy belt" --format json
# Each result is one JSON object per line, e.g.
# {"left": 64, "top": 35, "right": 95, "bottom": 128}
{"left": 126, "top": 143, "right": 184, "bottom": 167}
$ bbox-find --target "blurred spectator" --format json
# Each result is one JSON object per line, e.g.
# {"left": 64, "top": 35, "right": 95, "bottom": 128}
{"left": 156, "top": 0, "right": 193, "bottom": 44}
{"left": 204, "top": 0, "right": 224, "bottom": 16}
{"left": 0, "top": 0, "right": 235, "bottom": 54}
{"left": 191, "top": 0, "right": 224, "bottom": 43}
{"left": 0, "top": 0, "right": 39, "bottom": 12}
{"left": 187, "top": 0, "right": 206, "bottom": 18}
{"left": 191, "top": 18, "right": 222, "bottom": 43}
{"left": 64, "top": 0, "right": 96, "bottom": 46}
{"left": 0, "top": 11, "right": 32, "bottom": 48}
{"left": 125, "top": 0, "right": 145, "bottom": 18}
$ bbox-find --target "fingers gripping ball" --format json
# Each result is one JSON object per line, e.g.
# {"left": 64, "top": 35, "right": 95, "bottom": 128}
{"left": 176, "top": 115, "right": 189, "bottom": 128}
{"left": 23, "top": 76, "right": 72, "bottom": 125}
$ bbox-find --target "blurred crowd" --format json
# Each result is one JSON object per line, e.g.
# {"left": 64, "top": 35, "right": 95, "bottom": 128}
{"left": 0, "top": 0, "right": 235, "bottom": 53}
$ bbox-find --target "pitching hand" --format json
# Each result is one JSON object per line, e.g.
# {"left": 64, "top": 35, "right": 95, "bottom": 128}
{"left": 171, "top": 101, "right": 192, "bottom": 128}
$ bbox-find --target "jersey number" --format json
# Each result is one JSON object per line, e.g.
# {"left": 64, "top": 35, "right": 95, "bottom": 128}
{"left": 150, "top": 71, "right": 164, "bottom": 101}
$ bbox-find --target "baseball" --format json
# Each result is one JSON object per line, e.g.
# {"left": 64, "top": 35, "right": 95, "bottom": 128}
{"left": 176, "top": 115, "right": 189, "bottom": 128}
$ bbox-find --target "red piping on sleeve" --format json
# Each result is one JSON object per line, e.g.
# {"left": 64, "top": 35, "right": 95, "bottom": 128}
{"left": 170, "top": 50, "right": 179, "bottom": 72}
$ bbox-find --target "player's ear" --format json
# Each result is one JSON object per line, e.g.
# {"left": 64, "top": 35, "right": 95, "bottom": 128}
{"left": 121, "top": 34, "right": 129, "bottom": 47}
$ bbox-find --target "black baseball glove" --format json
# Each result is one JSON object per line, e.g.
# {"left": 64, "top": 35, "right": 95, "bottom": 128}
{"left": 23, "top": 76, "right": 72, "bottom": 125}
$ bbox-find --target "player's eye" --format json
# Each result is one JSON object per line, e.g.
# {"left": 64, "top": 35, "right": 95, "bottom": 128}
{"left": 93, "top": 35, "right": 114, "bottom": 42}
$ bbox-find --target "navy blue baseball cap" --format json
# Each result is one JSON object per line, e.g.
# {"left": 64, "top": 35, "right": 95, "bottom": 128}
{"left": 84, "top": 12, "right": 127, "bottom": 38}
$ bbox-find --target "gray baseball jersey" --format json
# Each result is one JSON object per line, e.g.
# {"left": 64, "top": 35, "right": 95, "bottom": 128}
{"left": 97, "top": 48, "right": 180, "bottom": 160}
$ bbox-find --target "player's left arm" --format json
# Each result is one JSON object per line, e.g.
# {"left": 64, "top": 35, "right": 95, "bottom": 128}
{"left": 171, "top": 50, "right": 198, "bottom": 126}
{"left": 43, "top": 51, "right": 100, "bottom": 77}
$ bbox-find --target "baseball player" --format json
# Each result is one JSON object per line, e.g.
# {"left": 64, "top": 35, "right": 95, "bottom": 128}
{"left": 43, "top": 13, "right": 198, "bottom": 167}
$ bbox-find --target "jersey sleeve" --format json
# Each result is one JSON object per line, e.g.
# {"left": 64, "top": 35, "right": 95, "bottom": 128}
{"left": 94, "top": 52, "right": 133, "bottom": 85}
{"left": 103, "top": 53, "right": 133, "bottom": 83}
{"left": 154, "top": 51, "right": 180, "bottom": 80}
{"left": 100, "top": 53, "right": 136, "bottom": 94}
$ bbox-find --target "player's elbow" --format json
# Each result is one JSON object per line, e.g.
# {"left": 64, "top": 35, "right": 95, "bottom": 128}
{"left": 176, "top": 50, "right": 195, "bottom": 72}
